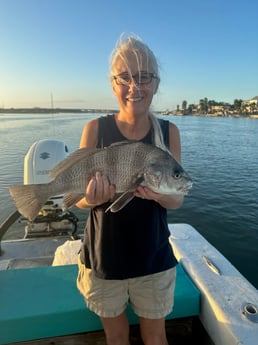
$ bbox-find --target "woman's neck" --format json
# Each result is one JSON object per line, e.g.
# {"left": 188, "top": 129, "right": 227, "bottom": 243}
{"left": 114, "top": 112, "right": 151, "bottom": 140}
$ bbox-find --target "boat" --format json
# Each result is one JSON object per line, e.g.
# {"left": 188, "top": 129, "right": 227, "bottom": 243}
{"left": 0, "top": 139, "right": 257, "bottom": 345}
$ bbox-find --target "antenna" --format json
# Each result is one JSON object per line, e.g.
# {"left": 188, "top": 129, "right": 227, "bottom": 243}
{"left": 50, "top": 92, "right": 56, "bottom": 137}
{"left": 51, "top": 92, "right": 54, "bottom": 110}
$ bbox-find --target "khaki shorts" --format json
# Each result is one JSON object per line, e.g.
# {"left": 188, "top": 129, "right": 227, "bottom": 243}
{"left": 77, "top": 255, "right": 176, "bottom": 319}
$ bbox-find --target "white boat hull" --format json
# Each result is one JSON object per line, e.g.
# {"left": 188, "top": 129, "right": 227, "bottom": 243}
{"left": 169, "top": 223, "right": 258, "bottom": 345}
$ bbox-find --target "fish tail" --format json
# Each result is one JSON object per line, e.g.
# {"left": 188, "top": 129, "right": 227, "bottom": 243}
{"left": 9, "top": 183, "right": 51, "bottom": 221}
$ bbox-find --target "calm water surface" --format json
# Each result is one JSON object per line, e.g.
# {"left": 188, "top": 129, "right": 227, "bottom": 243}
{"left": 0, "top": 113, "right": 257, "bottom": 288}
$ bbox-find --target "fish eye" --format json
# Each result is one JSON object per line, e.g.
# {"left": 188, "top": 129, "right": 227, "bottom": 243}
{"left": 174, "top": 171, "right": 182, "bottom": 179}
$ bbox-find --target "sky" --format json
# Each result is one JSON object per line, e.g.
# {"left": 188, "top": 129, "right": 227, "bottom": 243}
{"left": 0, "top": 0, "right": 257, "bottom": 111}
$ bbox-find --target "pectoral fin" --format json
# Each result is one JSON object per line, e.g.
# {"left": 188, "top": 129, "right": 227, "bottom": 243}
{"left": 105, "top": 175, "right": 145, "bottom": 213}
{"left": 105, "top": 191, "right": 135, "bottom": 213}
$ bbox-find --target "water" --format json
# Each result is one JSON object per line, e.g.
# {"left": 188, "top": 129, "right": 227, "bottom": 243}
{"left": 0, "top": 113, "right": 257, "bottom": 288}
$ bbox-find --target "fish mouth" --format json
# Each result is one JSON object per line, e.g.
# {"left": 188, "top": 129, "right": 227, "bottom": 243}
{"left": 181, "top": 189, "right": 190, "bottom": 195}
{"left": 177, "top": 182, "right": 193, "bottom": 194}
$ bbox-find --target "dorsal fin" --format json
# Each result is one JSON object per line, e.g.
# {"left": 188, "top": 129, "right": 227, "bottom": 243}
{"left": 49, "top": 147, "right": 97, "bottom": 179}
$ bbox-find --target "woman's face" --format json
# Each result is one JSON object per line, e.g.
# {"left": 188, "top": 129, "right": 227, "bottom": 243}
{"left": 111, "top": 51, "right": 159, "bottom": 116}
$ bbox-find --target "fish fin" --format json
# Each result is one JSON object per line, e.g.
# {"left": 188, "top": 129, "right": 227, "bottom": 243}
{"left": 49, "top": 147, "right": 97, "bottom": 179}
{"left": 105, "top": 192, "right": 135, "bottom": 213}
{"left": 105, "top": 174, "right": 145, "bottom": 212}
{"left": 9, "top": 184, "right": 50, "bottom": 221}
{"left": 62, "top": 193, "right": 85, "bottom": 210}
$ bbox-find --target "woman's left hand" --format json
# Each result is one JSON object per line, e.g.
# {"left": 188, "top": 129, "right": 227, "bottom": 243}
{"left": 134, "top": 185, "right": 184, "bottom": 209}
{"left": 134, "top": 185, "right": 159, "bottom": 201}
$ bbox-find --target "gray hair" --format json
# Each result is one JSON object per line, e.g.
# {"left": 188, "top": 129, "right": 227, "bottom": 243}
{"left": 109, "top": 33, "right": 160, "bottom": 79}
{"left": 110, "top": 34, "right": 168, "bottom": 151}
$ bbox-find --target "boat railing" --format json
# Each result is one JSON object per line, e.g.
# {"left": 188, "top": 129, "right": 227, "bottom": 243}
{"left": 0, "top": 210, "right": 21, "bottom": 255}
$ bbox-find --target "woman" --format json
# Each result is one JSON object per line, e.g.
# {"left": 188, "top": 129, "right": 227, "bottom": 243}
{"left": 76, "top": 34, "right": 185, "bottom": 345}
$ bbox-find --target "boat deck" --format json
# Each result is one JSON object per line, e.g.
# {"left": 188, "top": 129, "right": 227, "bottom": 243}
{"left": 0, "top": 236, "right": 71, "bottom": 269}
{"left": 8, "top": 317, "right": 212, "bottom": 345}
{"left": 0, "top": 235, "right": 216, "bottom": 345}
{"left": 0, "top": 263, "right": 201, "bottom": 345}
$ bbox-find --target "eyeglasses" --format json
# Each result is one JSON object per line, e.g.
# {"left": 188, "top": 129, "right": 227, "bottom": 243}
{"left": 113, "top": 72, "right": 158, "bottom": 86}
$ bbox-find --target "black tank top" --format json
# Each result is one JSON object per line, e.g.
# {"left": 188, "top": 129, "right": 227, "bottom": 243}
{"left": 80, "top": 114, "right": 177, "bottom": 279}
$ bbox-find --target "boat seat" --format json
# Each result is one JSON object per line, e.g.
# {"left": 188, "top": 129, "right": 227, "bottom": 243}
{"left": 0, "top": 263, "right": 200, "bottom": 344}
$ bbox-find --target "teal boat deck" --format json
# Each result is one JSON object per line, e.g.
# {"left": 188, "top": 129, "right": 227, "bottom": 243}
{"left": 0, "top": 263, "right": 200, "bottom": 345}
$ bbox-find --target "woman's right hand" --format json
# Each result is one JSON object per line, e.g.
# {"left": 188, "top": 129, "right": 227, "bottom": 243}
{"left": 85, "top": 171, "right": 116, "bottom": 207}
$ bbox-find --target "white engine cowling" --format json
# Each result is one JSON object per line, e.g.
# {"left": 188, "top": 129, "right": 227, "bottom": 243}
{"left": 24, "top": 139, "right": 69, "bottom": 209}
{"left": 22, "top": 140, "right": 78, "bottom": 238}
{"left": 24, "top": 139, "right": 69, "bottom": 184}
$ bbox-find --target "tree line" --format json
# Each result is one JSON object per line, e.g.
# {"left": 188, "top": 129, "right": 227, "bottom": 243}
{"left": 178, "top": 98, "right": 256, "bottom": 115}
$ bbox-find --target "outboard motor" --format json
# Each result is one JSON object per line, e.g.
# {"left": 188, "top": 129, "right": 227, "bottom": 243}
{"left": 22, "top": 139, "right": 79, "bottom": 239}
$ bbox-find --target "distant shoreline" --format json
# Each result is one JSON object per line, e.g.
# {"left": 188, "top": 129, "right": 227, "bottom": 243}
{"left": 0, "top": 108, "right": 116, "bottom": 114}
{"left": 0, "top": 108, "right": 257, "bottom": 119}
{"left": 168, "top": 112, "right": 258, "bottom": 119}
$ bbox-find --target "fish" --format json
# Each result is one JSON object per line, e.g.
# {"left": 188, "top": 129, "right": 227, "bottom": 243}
{"left": 9, "top": 141, "right": 192, "bottom": 221}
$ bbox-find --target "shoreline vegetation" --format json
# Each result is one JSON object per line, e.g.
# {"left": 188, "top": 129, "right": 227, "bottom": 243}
{"left": 0, "top": 107, "right": 258, "bottom": 119}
